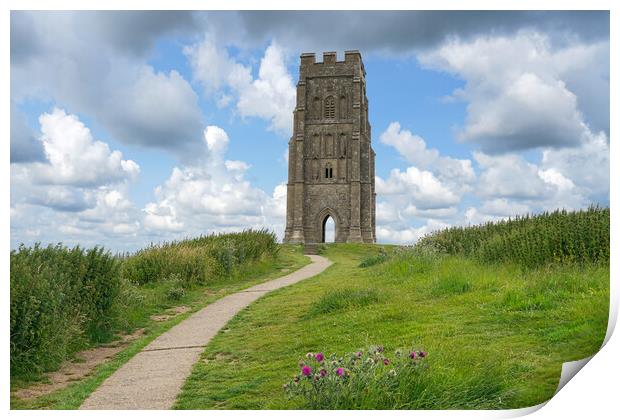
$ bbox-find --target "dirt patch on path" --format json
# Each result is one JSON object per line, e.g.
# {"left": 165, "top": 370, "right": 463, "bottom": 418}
{"left": 13, "top": 328, "right": 145, "bottom": 400}
{"left": 150, "top": 306, "right": 191, "bottom": 322}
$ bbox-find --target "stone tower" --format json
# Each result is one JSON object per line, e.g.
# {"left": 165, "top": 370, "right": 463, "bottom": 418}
{"left": 284, "top": 51, "right": 376, "bottom": 244}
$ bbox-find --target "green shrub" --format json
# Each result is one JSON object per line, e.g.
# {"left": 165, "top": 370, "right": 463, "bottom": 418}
{"left": 166, "top": 286, "right": 186, "bottom": 301}
{"left": 163, "top": 273, "right": 186, "bottom": 301}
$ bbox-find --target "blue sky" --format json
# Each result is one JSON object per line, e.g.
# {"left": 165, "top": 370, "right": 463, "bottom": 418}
{"left": 10, "top": 11, "right": 610, "bottom": 251}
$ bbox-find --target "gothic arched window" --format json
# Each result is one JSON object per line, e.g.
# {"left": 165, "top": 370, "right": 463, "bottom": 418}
{"left": 324, "top": 96, "right": 335, "bottom": 119}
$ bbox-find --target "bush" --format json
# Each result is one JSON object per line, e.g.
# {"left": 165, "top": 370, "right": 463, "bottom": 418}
{"left": 10, "top": 244, "right": 121, "bottom": 378}
{"left": 164, "top": 273, "right": 186, "bottom": 301}
{"left": 285, "top": 345, "right": 429, "bottom": 409}
{"left": 166, "top": 286, "right": 186, "bottom": 301}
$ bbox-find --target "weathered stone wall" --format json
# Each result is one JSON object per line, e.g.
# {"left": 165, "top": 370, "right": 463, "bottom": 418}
{"left": 284, "top": 51, "right": 375, "bottom": 244}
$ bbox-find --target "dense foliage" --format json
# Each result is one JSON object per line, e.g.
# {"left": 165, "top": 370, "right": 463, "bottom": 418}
{"left": 416, "top": 206, "right": 609, "bottom": 268}
{"left": 10, "top": 245, "right": 121, "bottom": 378}
{"left": 10, "top": 229, "right": 278, "bottom": 380}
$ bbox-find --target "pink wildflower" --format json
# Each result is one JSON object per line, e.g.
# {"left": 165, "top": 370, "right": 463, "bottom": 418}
{"left": 315, "top": 352, "right": 324, "bottom": 362}
{"left": 320, "top": 368, "right": 327, "bottom": 377}
{"left": 301, "top": 365, "right": 312, "bottom": 376}
{"left": 336, "top": 367, "right": 344, "bottom": 376}
{"left": 383, "top": 358, "right": 390, "bottom": 365}
{"left": 419, "top": 350, "right": 427, "bottom": 358}
{"left": 409, "top": 351, "right": 417, "bottom": 360}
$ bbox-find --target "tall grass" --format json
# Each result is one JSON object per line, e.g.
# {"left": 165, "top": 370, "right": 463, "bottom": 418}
{"left": 416, "top": 206, "right": 609, "bottom": 268}
{"left": 121, "top": 229, "right": 278, "bottom": 285}
{"left": 10, "top": 245, "right": 121, "bottom": 378}
{"left": 10, "top": 229, "right": 278, "bottom": 380}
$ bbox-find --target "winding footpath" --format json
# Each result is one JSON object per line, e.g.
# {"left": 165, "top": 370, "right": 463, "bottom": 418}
{"left": 80, "top": 254, "right": 331, "bottom": 410}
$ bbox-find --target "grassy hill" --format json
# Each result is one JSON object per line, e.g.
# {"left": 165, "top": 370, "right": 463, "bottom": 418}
{"left": 175, "top": 208, "right": 609, "bottom": 409}
{"left": 11, "top": 207, "right": 610, "bottom": 409}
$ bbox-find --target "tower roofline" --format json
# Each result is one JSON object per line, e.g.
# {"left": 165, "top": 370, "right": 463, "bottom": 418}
{"left": 299, "top": 50, "right": 364, "bottom": 66}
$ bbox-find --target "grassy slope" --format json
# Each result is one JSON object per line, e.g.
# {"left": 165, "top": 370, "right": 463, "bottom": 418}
{"left": 175, "top": 244, "right": 608, "bottom": 409}
{"left": 10, "top": 245, "right": 309, "bottom": 409}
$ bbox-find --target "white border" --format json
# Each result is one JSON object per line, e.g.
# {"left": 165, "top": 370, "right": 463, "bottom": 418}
{"left": 3, "top": 1, "right": 617, "bottom": 419}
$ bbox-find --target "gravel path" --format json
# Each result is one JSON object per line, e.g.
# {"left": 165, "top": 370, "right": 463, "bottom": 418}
{"left": 80, "top": 254, "right": 331, "bottom": 410}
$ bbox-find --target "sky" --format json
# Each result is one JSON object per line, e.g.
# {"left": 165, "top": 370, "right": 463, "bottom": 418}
{"left": 9, "top": 10, "right": 610, "bottom": 251}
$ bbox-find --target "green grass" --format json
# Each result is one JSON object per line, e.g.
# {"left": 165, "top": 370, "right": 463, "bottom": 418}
{"left": 10, "top": 244, "right": 310, "bottom": 409}
{"left": 306, "top": 288, "right": 380, "bottom": 317}
{"left": 175, "top": 244, "right": 608, "bottom": 409}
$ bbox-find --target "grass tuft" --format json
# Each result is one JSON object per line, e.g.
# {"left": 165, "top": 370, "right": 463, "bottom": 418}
{"left": 307, "top": 288, "right": 380, "bottom": 316}
{"left": 430, "top": 276, "right": 472, "bottom": 296}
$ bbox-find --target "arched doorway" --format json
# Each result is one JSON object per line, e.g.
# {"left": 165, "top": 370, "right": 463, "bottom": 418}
{"left": 322, "top": 215, "right": 336, "bottom": 243}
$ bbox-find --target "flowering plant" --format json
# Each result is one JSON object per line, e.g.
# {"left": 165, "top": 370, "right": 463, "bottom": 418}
{"left": 284, "top": 345, "right": 428, "bottom": 409}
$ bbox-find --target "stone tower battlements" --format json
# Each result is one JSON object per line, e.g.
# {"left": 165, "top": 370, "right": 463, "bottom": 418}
{"left": 298, "top": 50, "right": 366, "bottom": 72}
{"left": 284, "top": 51, "right": 376, "bottom": 244}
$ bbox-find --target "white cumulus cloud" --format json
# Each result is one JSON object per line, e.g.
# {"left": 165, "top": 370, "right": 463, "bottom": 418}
{"left": 186, "top": 38, "right": 296, "bottom": 136}
{"left": 419, "top": 31, "right": 609, "bottom": 153}
{"left": 143, "top": 126, "right": 289, "bottom": 239}
{"left": 30, "top": 108, "right": 140, "bottom": 187}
